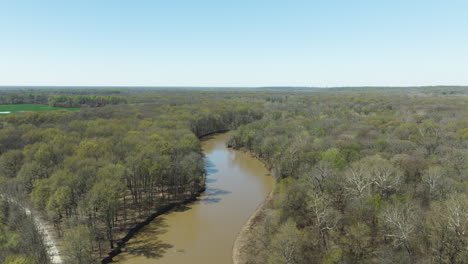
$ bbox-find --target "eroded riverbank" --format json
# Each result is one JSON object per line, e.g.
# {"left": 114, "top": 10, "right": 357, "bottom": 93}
{"left": 114, "top": 133, "right": 273, "bottom": 264}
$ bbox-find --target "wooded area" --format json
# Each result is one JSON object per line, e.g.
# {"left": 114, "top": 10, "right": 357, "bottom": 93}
{"left": 0, "top": 89, "right": 262, "bottom": 263}
{"left": 0, "top": 199, "right": 49, "bottom": 264}
{"left": 228, "top": 91, "right": 467, "bottom": 264}
{"left": 0, "top": 87, "right": 466, "bottom": 264}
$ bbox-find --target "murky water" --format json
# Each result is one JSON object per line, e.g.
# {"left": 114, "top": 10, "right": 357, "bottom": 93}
{"left": 115, "top": 133, "right": 273, "bottom": 264}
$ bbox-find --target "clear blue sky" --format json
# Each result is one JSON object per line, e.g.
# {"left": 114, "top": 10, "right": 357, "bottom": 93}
{"left": 1, "top": 0, "right": 467, "bottom": 87}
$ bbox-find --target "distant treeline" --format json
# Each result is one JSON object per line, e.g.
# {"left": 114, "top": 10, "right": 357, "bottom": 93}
{"left": 0, "top": 92, "right": 127, "bottom": 107}
{"left": 48, "top": 95, "right": 127, "bottom": 107}
{"left": 0, "top": 93, "right": 49, "bottom": 105}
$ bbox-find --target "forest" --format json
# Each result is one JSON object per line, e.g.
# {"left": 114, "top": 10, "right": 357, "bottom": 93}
{"left": 0, "top": 87, "right": 466, "bottom": 264}
{"left": 228, "top": 91, "right": 468, "bottom": 263}
{"left": 0, "top": 89, "right": 262, "bottom": 263}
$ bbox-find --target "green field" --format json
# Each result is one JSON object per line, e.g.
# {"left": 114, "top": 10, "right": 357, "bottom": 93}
{"left": 0, "top": 104, "right": 79, "bottom": 114}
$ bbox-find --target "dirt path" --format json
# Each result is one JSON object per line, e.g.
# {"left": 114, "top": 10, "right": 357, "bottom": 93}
{"left": 24, "top": 207, "right": 63, "bottom": 264}
{"left": 0, "top": 195, "right": 62, "bottom": 264}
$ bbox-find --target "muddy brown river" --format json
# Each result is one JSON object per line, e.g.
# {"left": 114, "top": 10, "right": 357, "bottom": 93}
{"left": 115, "top": 133, "right": 273, "bottom": 264}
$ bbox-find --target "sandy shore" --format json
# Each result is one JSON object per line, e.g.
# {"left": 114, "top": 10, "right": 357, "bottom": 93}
{"left": 232, "top": 191, "right": 273, "bottom": 264}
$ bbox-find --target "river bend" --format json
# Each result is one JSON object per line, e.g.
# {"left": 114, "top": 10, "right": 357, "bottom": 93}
{"left": 115, "top": 133, "right": 273, "bottom": 264}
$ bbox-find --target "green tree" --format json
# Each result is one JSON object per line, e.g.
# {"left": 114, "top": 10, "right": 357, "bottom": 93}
{"left": 337, "top": 223, "right": 372, "bottom": 263}
{"left": 4, "top": 256, "right": 32, "bottom": 264}
{"left": 0, "top": 149, "right": 24, "bottom": 178}
{"left": 30, "top": 179, "right": 51, "bottom": 210}
{"left": 62, "top": 225, "right": 95, "bottom": 264}
{"left": 89, "top": 165, "right": 126, "bottom": 248}
{"left": 17, "top": 162, "right": 48, "bottom": 193}
{"left": 269, "top": 219, "right": 304, "bottom": 264}
{"left": 321, "top": 148, "right": 347, "bottom": 169}
{"left": 46, "top": 186, "right": 73, "bottom": 220}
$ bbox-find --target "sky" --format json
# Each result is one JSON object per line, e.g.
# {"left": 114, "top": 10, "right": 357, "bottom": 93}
{"left": 1, "top": 0, "right": 467, "bottom": 87}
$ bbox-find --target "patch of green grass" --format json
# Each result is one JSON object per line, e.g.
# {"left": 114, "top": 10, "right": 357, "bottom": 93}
{"left": 0, "top": 104, "right": 79, "bottom": 114}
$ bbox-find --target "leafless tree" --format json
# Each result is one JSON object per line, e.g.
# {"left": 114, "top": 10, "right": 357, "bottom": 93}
{"left": 421, "top": 166, "right": 443, "bottom": 200}
{"left": 365, "top": 155, "right": 402, "bottom": 197}
{"left": 308, "top": 192, "right": 338, "bottom": 249}
{"left": 445, "top": 195, "right": 467, "bottom": 240}
{"left": 345, "top": 161, "right": 372, "bottom": 197}
{"left": 381, "top": 202, "right": 416, "bottom": 260}
{"left": 306, "top": 161, "right": 335, "bottom": 193}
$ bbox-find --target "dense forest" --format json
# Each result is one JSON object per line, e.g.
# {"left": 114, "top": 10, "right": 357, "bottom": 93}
{"left": 0, "top": 89, "right": 262, "bottom": 263}
{"left": 228, "top": 92, "right": 467, "bottom": 263}
{"left": 0, "top": 87, "right": 466, "bottom": 264}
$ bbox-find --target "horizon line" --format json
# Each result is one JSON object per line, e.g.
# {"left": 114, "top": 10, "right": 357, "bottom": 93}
{"left": 0, "top": 85, "right": 467, "bottom": 89}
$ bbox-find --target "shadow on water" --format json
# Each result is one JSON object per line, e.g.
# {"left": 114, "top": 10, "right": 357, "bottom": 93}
{"left": 200, "top": 197, "right": 222, "bottom": 204}
{"left": 206, "top": 168, "right": 219, "bottom": 175}
{"left": 120, "top": 218, "right": 173, "bottom": 260}
{"left": 205, "top": 158, "right": 218, "bottom": 182}
{"left": 205, "top": 177, "right": 217, "bottom": 183}
{"left": 173, "top": 204, "right": 192, "bottom": 212}
{"left": 205, "top": 158, "right": 219, "bottom": 176}
{"left": 201, "top": 159, "right": 231, "bottom": 204}
{"left": 199, "top": 187, "right": 232, "bottom": 204}
{"left": 205, "top": 159, "right": 216, "bottom": 168}
{"left": 201, "top": 134, "right": 216, "bottom": 141}
{"left": 205, "top": 188, "right": 231, "bottom": 196}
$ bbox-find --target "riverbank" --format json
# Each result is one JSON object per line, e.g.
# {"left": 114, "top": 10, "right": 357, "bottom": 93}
{"left": 101, "top": 187, "right": 206, "bottom": 263}
{"left": 232, "top": 191, "right": 274, "bottom": 264}
{"left": 228, "top": 144, "right": 276, "bottom": 264}
{"left": 115, "top": 132, "right": 274, "bottom": 264}
{"left": 228, "top": 137, "right": 276, "bottom": 264}
{"left": 102, "top": 131, "right": 228, "bottom": 263}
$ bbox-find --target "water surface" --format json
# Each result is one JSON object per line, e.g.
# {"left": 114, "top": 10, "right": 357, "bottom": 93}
{"left": 115, "top": 133, "right": 273, "bottom": 264}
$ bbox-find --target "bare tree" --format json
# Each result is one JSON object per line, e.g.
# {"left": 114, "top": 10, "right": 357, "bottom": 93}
{"left": 308, "top": 192, "right": 338, "bottom": 249}
{"left": 345, "top": 161, "right": 372, "bottom": 197}
{"left": 364, "top": 155, "right": 402, "bottom": 198}
{"left": 306, "top": 161, "right": 335, "bottom": 193}
{"left": 381, "top": 202, "right": 416, "bottom": 260}
{"left": 427, "top": 194, "right": 468, "bottom": 263}
{"left": 445, "top": 195, "right": 467, "bottom": 243}
{"left": 417, "top": 121, "right": 442, "bottom": 156}
{"left": 421, "top": 166, "right": 444, "bottom": 200}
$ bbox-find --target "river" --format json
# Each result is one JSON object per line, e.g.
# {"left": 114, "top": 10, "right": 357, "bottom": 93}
{"left": 114, "top": 133, "right": 273, "bottom": 264}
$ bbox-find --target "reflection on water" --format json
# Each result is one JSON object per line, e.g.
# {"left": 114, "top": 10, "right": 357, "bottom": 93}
{"left": 115, "top": 133, "right": 273, "bottom": 264}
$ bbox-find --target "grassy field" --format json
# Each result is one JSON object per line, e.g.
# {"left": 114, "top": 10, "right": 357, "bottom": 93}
{"left": 0, "top": 104, "right": 79, "bottom": 114}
